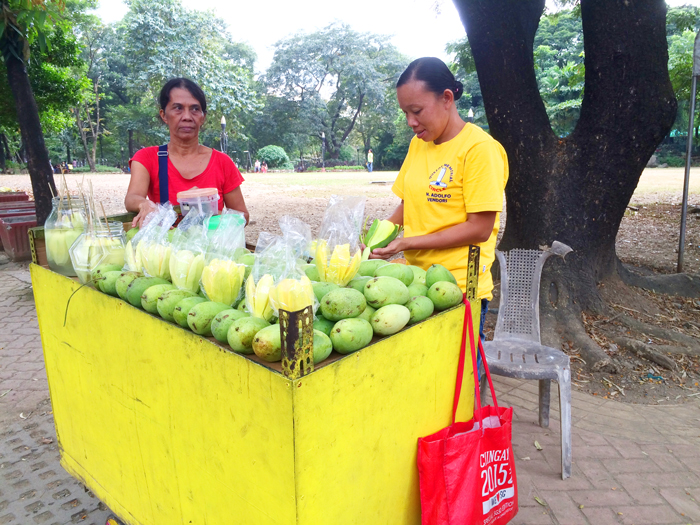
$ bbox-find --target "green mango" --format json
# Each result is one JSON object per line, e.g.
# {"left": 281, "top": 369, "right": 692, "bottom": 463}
{"left": 126, "top": 277, "right": 170, "bottom": 307}
{"left": 173, "top": 297, "right": 207, "bottom": 328}
{"left": 141, "top": 283, "right": 177, "bottom": 313}
{"left": 157, "top": 289, "right": 197, "bottom": 322}
{"left": 313, "top": 315, "right": 335, "bottom": 337}
{"left": 211, "top": 309, "right": 249, "bottom": 342}
{"left": 406, "top": 295, "right": 435, "bottom": 324}
{"left": 427, "top": 281, "right": 463, "bottom": 311}
{"left": 330, "top": 318, "right": 373, "bottom": 354}
{"left": 375, "top": 263, "right": 414, "bottom": 286}
{"left": 320, "top": 288, "right": 366, "bottom": 322}
{"left": 357, "top": 260, "right": 389, "bottom": 277}
{"left": 227, "top": 317, "right": 270, "bottom": 354}
{"left": 312, "top": 282, "right": 339, "bottom": 302}
{"left": 313, "top": 329, "right": 333, "bottom": 364}
{"left": 407, "top": 283, "right": 429, "bottom": 297}
{"left": 187, "top": 302, "right": 231, "bottom": 336}
{"left": 115, "top": 271, "right": 142, "bottom": 300}
{"left": 252, "top": 324, "right": 282, "bottom": 362}
{"left": 97, "top": 270, "right": 123, "bottom": 296}
{"left": 346, "top": 276, "right": 372, "bottom": 293}
{"left": 303, "top": 264, "right": 321, "bottom": 282}
{"left": 363, "top": 276, "right": 409, "bottom": 308}
{"left": 370, "top": 304, "right": 411, "bottom": 336}
{"left": 425, "top": 264, "right": 458, "bottom": 288}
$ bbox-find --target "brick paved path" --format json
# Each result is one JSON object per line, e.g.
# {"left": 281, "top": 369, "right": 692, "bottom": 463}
{"left": 1, "top": 255, "right": 699, "bottom": 524}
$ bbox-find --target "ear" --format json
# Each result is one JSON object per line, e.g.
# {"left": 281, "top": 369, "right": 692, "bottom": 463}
{"left": 442, "top": 89, "right": 454, "bottom": 108}
{"left": 159, "top": 109, "right": 167, "bottom": 124}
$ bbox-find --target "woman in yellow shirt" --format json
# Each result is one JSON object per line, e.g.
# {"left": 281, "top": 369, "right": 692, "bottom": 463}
{"left": 372, "top": 57, "right": 508, "bottom": 339}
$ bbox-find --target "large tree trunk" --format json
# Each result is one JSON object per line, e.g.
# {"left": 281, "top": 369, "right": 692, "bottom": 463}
{"left": 453, "top": 0, "right": 677, "bottom": 368}
{"left": 5, "top": 53, "right": 56, "bottom": 224}
{"left": 75, "top": 106, "right": 96, "bottom": 172}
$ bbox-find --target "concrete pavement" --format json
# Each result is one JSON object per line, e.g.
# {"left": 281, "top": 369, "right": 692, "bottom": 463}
{"left": 1, "top": 254, "right": 699, "bottom": 525}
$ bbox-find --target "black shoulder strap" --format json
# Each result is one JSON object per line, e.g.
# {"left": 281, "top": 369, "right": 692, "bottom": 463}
{"left": 157, "top": 144, "right": 169, "bottom": 204}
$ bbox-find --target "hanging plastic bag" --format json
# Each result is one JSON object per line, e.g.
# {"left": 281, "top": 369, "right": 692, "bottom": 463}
{"left": 168, "top": 208, "right": 212, "bottom": 294}
{"left": 199, "top": 211, "right": 247, "bottom": 306}
{"left": 313, "top": 195, "right": 365, "bottom": 286}
{"left": 124, "top": 204, "right": 177, "bottom": 278}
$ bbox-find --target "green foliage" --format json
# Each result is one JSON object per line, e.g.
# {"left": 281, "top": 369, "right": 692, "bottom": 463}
{"left": 263, "top": 24, "right": 407, "bottom": 159}
{"left": 257, "top": 145, "right": 292, "bottom": 169}
{"left": 72, "top": 164, "right": 121, "bottom": 173}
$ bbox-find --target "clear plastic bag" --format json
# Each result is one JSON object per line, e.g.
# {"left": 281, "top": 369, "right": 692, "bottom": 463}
{"left": 199, "top": 211, "right": 247, "bottom": 306}
{"left": 123, "top": 204, "right": 176, "bottom": 274}
{"left": 135, "top": 204, "right": 177, "bottom": 279}
{"left": 313, "top": 195, "right": 365, "bottom": 286}
{"left": 168, "top": 208, "right": 212, "bottom": 294}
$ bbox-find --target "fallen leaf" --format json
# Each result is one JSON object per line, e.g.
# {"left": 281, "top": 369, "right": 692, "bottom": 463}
{"left": 41, "top": 438, "right": 53, "bottom": 445}
{"left": 534, "top": 441, "right": 543, "bottom": 451}
{"left": 534, "top": 496, "right": 547, "bottom": 506}
{"left": 520, "top": 457, "right": 531, "bottom": 461}
{"left": 579, "top": 505, "right": 584, "bottom": 509}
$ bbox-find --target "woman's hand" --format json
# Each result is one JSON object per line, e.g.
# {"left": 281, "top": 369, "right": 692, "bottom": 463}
{"left": 132, "top": 200, "right": 157, "bottom": 228}
{"left": 370, "top": 237, "right": 409, "bottom": 260}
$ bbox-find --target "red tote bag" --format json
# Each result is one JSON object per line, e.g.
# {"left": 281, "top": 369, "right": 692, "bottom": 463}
{"left": 417, "top": 297, "right": 518, "bottom": 525}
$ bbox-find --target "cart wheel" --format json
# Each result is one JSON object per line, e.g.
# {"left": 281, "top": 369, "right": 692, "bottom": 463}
{"left": 106, "top": 516, "right": 125, "bottom": 525}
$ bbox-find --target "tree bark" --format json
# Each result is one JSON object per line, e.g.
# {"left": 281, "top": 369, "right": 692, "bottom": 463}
{"left": 128, "top": 129, "right": 134, "bottom": 158}
{"left": 0, "top": 133, "right": 5, "bottom": 172}
{"left": 75, "top": 106, "right": 96, "bottom": 172}
{"left": 454, "top": 0, "right": 677, "bottom": 367}
{"left": 4, "top": 53, "right": 56, "bottom": 224}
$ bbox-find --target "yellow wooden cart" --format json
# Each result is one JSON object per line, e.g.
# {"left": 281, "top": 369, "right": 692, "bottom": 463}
{"left": 29, "top": 226, "right": 479, "bottom": 525}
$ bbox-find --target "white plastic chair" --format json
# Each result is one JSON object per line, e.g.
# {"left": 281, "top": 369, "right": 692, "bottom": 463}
{"left": 481, "top": 241, "right": 573, "bottom": 479}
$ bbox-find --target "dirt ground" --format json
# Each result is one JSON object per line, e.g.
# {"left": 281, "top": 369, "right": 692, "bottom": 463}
{"left": 2, "top": 168, "right": 699, "bottom": 405}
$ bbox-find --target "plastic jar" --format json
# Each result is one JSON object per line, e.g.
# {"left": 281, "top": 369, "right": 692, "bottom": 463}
{"left": 177, "top": 188, "right": 219, "bottom": 216}
{"left": 69, "top": 222, "right": 126, "bottom": 284}
{"left": 44, "top": 196, "right": 89, "bottom": 276}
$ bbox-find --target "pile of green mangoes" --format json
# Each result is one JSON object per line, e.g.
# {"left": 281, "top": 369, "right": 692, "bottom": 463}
{"left": 92, "top": 258, "right": 463, "bottom": 366}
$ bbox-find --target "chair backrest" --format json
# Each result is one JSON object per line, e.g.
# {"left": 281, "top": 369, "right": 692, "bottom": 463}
{"left": 493, "top": 242, "right": 572, "bottom": 344}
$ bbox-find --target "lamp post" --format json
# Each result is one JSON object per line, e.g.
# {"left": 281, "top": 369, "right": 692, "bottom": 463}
{"left": 321, "top": 132, "right": 326, "bottom": 172}
{"left": 678, "top": 30, "right": 700, "bottom": 273}
{"left": 467, "top": 108, "right": 474, "bottom": 124}
{"left": 220, "top": 116, "right": 227, "bottom": 154}
{"left": 120, "top": 146, "right": 124, "bottom": 168}
{"left": 356, "top": 147, "right": 360, "bottom": 167}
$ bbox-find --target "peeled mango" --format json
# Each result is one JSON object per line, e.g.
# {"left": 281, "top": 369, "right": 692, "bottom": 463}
{"left": 363, "top": 276, "right": 409, "bottom": 308}
{"left": 227, "top": 317, "right": 270, "bottom": 354}
{"left": 211, "top": 309, "right": 249, "bottom": 343}
{"left": 245, "top": 274, "right": 275, "bottom": 322}
{"left": 427, "top": 281, "right": 463, "bottom": 311}
{"left": 426, "top": 264, "right": 458, "bottom": 288}
{"left": 201, "top": 259, "right": 245, "bottom": 306}
{"left": 330, "top": 318, "right": 373, "bottom": 354}
{"left": 346, "top": 276, "right": 372, "bottom": 293}
{"left": 406, "top": 295, "right": 435, "bottom": 324}
{"left": 97, "top": 270, "right": 122, "bottom": 296}
{"left": 313, "top": 329, "right": 333, "bottom": 363}
{"left": 173, "top": 296, "right": 207, "bottom": 328}
{"left": 375, "top": 263, "right": 414, "bottom": 286}
{"left": 126, "top": 277, "right": 170, "bottom": 308}
{"left": 407, "top": 282, "right": 429, "bottom": 297}
{"left": 356, "top": 303, "right": 376, "bottom": 322}
{"left": 157, "top": 289, "right": 197, "bottom": 322}
{"left": 140, "top": 242, "right": 172, "bottom": 280}
{"left": 312, "top": 282, "right": 338, "bottom": 302}
{"left": 187, "top": 301, "right": 230, "bottom": 336}
{"left": 252, "top": 324, "right": 282, "bottom": 362}
{"left": 320, "top": 288, "right": 366, "bottom": 322}
{"left": 357, "top": 260, "right": 388, "bottom": 277}
{"left": 141, "top": 283, "right": 177, "bottom": 314}
{"left": 370, "top": 304, "right": 411, "bottom": 336}
{"left": 408, "top": 265, "right": 427, "bottom": 286}
{"left": 170, "top": 249, "right": 206, "bottom": 294}
{"left": 314, "top": 240, "right": 361, "bottom": 286}
{"left": 360, "top": 219, "right": 400, "bottom": 260}
{"left": 313, "top": 315, "right": 335, "bottom": 337}
{"left": 269, "top": 276, "right": 315, "bottom": 313}
{"left": 115, "top": 272, "right": 142, "bottom": 300}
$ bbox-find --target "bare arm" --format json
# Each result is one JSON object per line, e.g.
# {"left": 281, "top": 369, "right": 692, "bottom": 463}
{"left": 124, "top": 160, "right": 157, "bottom": 227}
{"left": 371, "top": 211, "right": 496, "bottom": 259}
{"left": 223, "top": 187, "right": 250, "bottom": 225}
{"left": 386, "top": 201, "right": 404, "bottom": 226}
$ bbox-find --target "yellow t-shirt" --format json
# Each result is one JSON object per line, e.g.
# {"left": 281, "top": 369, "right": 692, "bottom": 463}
{"left": 392, "top": 124, "right": 508, "bottom": 300}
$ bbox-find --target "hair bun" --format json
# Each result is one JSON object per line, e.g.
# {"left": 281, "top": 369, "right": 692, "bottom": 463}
{"left": 453, "top": 80, "right": 464, "bottom": 101}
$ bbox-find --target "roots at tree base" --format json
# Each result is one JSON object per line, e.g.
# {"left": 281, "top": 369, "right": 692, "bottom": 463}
{"left": 532, "top": 257, "right": 700, "bottom": 373}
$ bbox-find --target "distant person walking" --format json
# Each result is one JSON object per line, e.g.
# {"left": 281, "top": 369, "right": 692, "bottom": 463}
{"left": 254, "top": 159, "right": 261, "bottom": 173}
{"left": 367, "top": 149, "right": 374, "bottom": 172}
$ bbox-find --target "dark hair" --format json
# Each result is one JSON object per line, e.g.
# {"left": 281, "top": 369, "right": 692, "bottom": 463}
{"left": 396, "top": 57, "right": 463, "bottom": 101}
{"left": 159, "top": 78, "right": 208, "bottom": 114}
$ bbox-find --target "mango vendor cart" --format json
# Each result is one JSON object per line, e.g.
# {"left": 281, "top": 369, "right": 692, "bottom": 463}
{"left": 29, "top": 224, "right": 480, "bottom": 525}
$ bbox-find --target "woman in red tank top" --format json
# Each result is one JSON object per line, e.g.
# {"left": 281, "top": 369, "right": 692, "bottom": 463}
{"left": 124, "top": 78, "right": 249, "bottom": 227}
